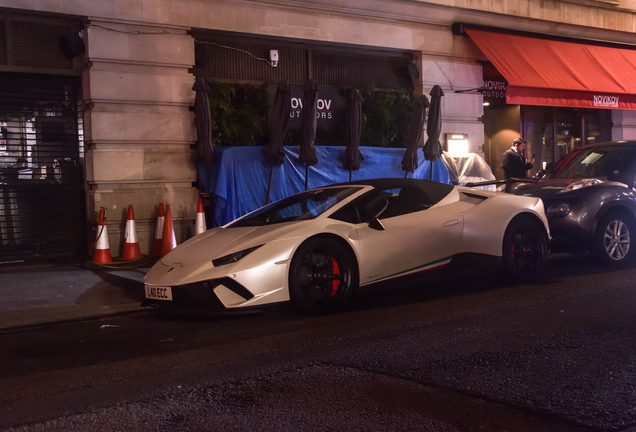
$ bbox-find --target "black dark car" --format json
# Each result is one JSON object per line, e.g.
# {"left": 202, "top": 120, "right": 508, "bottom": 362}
{"left": 512, "top": 141, "right": 636, "bottom": 265}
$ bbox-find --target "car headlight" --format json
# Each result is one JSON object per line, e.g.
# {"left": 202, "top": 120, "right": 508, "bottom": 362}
{"left": 556, "top": 178, "right": 603, "bottom": 194}
{"left": 212, "top": 245, "right": 263, "bottom": 267}
{"left": 547, "top": 202, "right": 571, "bottom": 218}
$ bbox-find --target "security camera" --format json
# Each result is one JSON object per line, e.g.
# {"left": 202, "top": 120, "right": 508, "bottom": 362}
{"left": 269, "top": 50, "right": 279, "bottom": 67}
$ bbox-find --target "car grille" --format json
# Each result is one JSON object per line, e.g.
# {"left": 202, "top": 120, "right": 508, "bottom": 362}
{"left": 143, "top": 278, "right": 254, "bottom": 312}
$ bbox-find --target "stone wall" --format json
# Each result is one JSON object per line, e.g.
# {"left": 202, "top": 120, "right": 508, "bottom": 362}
{"left": 612, "top": 111, "right": 636, "bottom": 141}
{"left": 83, "top": 21, "right": 198, "bottom": 255}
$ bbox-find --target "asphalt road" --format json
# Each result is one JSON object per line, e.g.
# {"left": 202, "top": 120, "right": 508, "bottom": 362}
{"left": 1, "top": 254, "right": 636, "bottom": 432}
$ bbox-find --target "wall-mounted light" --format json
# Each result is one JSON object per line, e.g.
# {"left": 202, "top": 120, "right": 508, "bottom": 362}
{"left": 445, "top": 133, "right": 469, "bottom": 157}
{"left": 483, "top": 102, "right": 490, "bottom": 106}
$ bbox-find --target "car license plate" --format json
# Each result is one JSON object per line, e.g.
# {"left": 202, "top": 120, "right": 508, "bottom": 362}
{"left": 145, "top": 285, "right": 172, "bottom": 301}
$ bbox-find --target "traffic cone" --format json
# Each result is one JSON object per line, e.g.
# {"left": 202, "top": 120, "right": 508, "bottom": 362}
{"left": 93, "top": 209, "right": 112, "bottom": 264}
{"left": 161, "top": 204, "right": 177, "bottom": 256}
{"left": 121, "top": 205, "right": 141, "bottom": 261}
{"left": 152, "top": 203, "right": 165, "bottom": 257}
{"left": 194, "top": 198, "right": 207, "bottom": 236}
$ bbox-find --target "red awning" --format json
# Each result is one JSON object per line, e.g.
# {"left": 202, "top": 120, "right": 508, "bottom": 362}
{"left": 465, "top": 28, "right": 636, "bottom": 110}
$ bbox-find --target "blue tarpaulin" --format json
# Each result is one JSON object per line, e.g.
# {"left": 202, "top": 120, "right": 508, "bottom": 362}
{"left": 199, "top": 146, "right": 450, "bottom": 226}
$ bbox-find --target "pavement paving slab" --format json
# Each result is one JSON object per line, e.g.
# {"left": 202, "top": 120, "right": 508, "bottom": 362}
{"left": 0, "top": 259, "right": 147, "bottom": 330}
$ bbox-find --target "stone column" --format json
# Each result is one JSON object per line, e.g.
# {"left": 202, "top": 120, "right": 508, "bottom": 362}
{"left": 419, "top": 58, "right": 485, "bottom": 157}
{"left": 83, "top": 20, "right": 197, "bottom": 256}
{"left": 611, "top": 110, "right": 636, "bottom": 141}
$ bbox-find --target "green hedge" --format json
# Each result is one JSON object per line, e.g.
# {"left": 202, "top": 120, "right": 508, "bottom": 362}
{"left": 208, "top": 82, "right": 270, "bottom": 147}
{"left": 206, "top": 81, "right": 417, "bottom": 148}
{"left": 357, "top": 85, "right": 416, "bottom": 148}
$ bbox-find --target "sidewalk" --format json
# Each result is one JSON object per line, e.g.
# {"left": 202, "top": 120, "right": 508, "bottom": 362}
{"left": 0, "top": 259, "right": 148, "bottom": 331}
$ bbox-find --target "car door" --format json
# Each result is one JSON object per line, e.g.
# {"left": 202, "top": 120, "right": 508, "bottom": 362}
{"left": 353, "top": 187, "right": 464, "bottom": 286}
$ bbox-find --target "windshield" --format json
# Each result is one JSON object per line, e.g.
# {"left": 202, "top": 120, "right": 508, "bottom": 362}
{"left": 545, "top": 146, "right": 636, "bottom": 180}
{"left": 228, "top": 187, "right": 362, "bottom": 227}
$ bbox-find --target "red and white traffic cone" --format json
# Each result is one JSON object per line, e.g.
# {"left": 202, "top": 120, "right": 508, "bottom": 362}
{"left": 194, "top": 198, "right": 207, "bottom": 236}
{"left": 93, "top": 208, "right": 112, "bottom": 264}
{"left": 152, "top": 203, "right": 165, "bottom": 258}
{"left": 161, "top": 204, "right": 177, "bottom": 256}
{"left": 121, "top": 205, "right": 141, "bottom": 261}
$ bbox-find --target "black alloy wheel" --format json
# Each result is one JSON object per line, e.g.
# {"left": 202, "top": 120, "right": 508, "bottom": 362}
{"left": 502, "top": 218, "right": 548, "bottom": 281}
{"left": 593, "top": 212, "right": 635, "bottom": 266}
{"left": 289, "top": 237, "right": 358, "bottom": 312}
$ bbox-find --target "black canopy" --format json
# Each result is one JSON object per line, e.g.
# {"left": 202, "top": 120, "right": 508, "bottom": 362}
{"left": 299, "top": 79, "right": 319, "bottom": 189}
{"left": 343, "top": 89, "right": 364, "bottom": 181}
{"left": 423, "top": 85, "right": 445, "bottom": 180}
{"left": 264, "top": 80, "right": 292, "bottom": 203}
{"left": 264, "top": 79, "right": 292, "bottom": 168}
{"left": 192, "top": 78, "right": 214, "bottom": 164}
{"left": 401, "top": 94, "right": 429, "bottom": 177}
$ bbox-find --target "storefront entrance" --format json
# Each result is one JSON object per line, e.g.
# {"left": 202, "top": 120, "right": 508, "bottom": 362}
{"left": 523, "top": 107, "right": 612, "bottom": 175}
{"left": 0, "top": 73, "right": 83, "bottom": 262}
{"left": 460, "top": 24, "right": 636, "bottom": 179}
{"left": 484, "top": 105, "right": 612, "bottom": 179}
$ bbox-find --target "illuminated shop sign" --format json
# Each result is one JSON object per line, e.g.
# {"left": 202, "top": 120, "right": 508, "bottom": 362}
{"left": 482, "top": 76, "right": 507, "bottom": 107}
{"left": 482, "top": 79, "right": 507, "bottom": 98}
{"left": 507, "top": 87, "right": 636, "bottom": 110}
{"left": 593, "top": 95, "right": 619, "bottom": 108}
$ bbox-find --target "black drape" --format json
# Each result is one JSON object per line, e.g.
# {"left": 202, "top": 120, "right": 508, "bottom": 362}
{"left": 401, "top": 94, "right": 429, "bottom": 177}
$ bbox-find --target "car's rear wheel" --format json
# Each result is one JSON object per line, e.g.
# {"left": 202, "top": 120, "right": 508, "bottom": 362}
{"left": 289, "top": 237, "right": 358, "bottom": 313}
{"left": 502, "top": 218, "right": 548, "bottom": 281}
{"left": 592, "top": 211, "right": 635, "bottom": 266}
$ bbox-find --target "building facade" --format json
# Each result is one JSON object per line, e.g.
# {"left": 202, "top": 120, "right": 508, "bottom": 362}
{"left": 1, "top": 0, "right": 636, "bottom": 261}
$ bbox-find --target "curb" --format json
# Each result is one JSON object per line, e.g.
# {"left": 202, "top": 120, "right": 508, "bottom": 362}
{"left": 0, "top": 306, "right": 147, "bottom": 333}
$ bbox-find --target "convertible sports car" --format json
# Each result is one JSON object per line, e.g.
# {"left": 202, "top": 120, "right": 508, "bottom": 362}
{"left": 143, "top": 178, "right": 550, "bottom": 313}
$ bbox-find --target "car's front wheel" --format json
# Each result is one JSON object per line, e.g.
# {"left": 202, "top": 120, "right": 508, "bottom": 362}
{"left": 502, "top": 218, "right": 548, "bottom": 281}
{"left": 289, "top": 237, "right": 358, "bottom": 313}
{"left": 592, "top": 211, "right": 635, "bottom": 266}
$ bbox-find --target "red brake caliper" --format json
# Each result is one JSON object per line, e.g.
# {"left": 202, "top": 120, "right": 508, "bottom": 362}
{"left": 510, "top": 244, "right": 516, "bottom": 257}
{"left": 330, "top": 257, "right": 340, "bottom": 296}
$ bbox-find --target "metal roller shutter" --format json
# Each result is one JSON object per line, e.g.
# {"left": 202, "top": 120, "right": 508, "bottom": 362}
{"left": 0, "top": 73, "right": 83, "bottom": 262}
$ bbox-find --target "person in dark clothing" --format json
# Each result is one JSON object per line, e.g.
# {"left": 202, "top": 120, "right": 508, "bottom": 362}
{"left": 502, "top": 137, "right": 535, "bottom": 179}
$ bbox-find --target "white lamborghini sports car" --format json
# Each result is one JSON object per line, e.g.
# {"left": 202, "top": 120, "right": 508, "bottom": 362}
{"left": 143, "top": 178, "right": 550, "bottom": 313}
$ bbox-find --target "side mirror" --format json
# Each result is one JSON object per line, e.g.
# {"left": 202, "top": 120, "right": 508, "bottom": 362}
{"left": 366, "top": 196, "right": 388, "bottom": 231}
{"left": 534, "top": 169, "right": 546, "bottom": 180}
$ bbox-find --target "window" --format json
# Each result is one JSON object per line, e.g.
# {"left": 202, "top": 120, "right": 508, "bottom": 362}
{"left": 229, "top": 187, "right": 361, "bottom": 227}
{"left": 546, "top": 146, "right": 636, "bottom": 179}
{"left": 343, "top": 185, "right": 433, "bottom": 223}
{"left": 329, "top": 202, "right": 360, "bottom": 224}
{"left": 377, "top": 186, "right": 432, "bottom": 219}
{"left": 521, "top": 107, "right": 611, "bottom": 172}
{"left": 523, "top": 106, "right": 554, "bottom": 173}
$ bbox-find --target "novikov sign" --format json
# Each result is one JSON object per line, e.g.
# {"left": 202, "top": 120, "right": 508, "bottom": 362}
{"left": 593, "top": 95, "right": 619, "bottom": 108}
{"left": 268, "top": 84, "right": 345, "bottom": 132}
{"left": 290, "top": 96, "right": 334, "bottom": 120}
{"left": 506, "top": 86, "right": 636, "bottom": 111}
{"left": 482, "top": 78, "right": 506, "bottom": 99}
{"left": 482, "top": 76, "right": 507, "bottom": 107}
